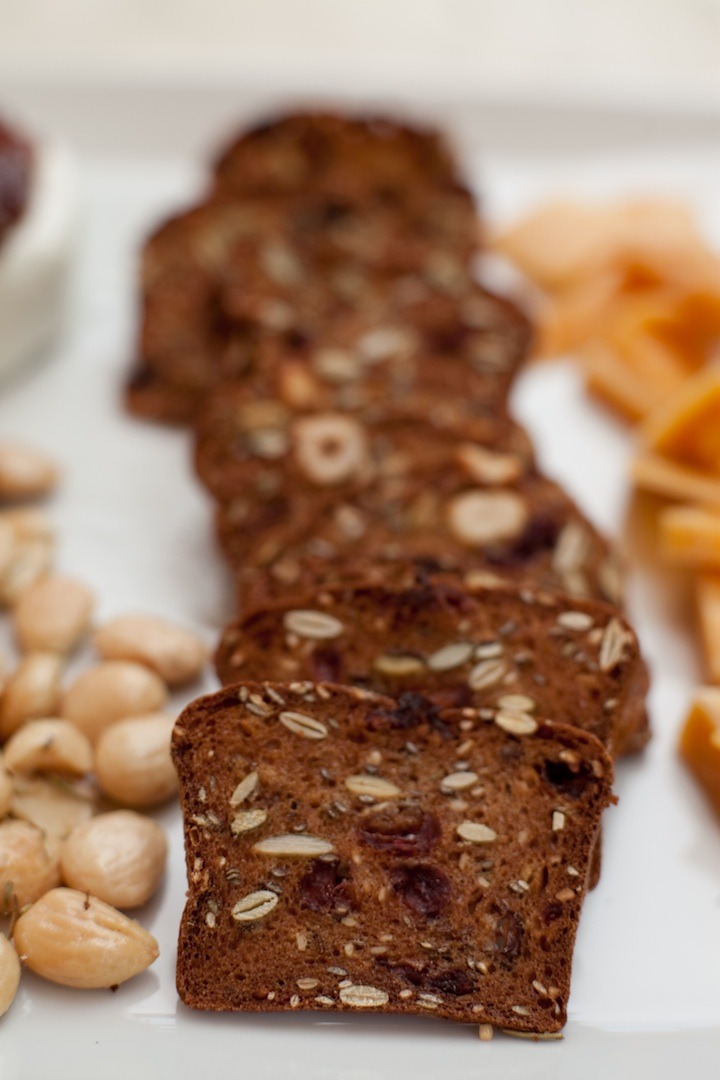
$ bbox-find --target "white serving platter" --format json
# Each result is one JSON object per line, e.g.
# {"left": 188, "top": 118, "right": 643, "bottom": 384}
{"left": 0, "top": 78, "right": 719, "bottom": 1078}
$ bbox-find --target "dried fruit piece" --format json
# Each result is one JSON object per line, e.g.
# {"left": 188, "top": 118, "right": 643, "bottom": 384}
{"left": 679, "top": 687, "right": 720, "bottom": 818}
{"left": 640, "top": 369, "right": 720, "bottom": 474}
{"left": 659, "top": 505, "right": 720, "bottom": 569}
{"left": 696, "top": 574, "right": 720, "bottom": 683}
{"left": 632, "top": 451, "right": 720, "bottom": 507}
{"left": 60, "top": 811, "right": 168, "bottom": 908}
{"left": 390, "top": 864, "right": 451, "bottom": 918}
{"left": 13, "top": 887, "right": 159, "bottom": 988}
{"left": 93, "top": 614, "right": 207, "bottom": 686}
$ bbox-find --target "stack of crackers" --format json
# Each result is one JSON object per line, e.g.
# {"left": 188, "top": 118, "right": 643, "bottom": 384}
{"left": 127, "top": 112, "right": 650, "bottom": 1036}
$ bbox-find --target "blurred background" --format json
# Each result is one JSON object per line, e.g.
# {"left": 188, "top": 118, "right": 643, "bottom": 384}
{"left": 1, "top": 0, "right": 719, "bottom": 107}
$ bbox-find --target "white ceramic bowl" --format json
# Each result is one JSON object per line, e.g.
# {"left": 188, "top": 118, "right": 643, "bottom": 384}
{"left": 0, "top": 132, "right": 77, "bottom": 384}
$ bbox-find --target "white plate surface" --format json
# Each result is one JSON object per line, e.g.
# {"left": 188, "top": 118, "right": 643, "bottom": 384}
{"left": 0, "top": 108, "right": 719, "bottom": 1078}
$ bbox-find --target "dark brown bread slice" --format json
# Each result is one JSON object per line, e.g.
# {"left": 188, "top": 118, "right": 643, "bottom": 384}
{"left": 212, "top": 111, "right": 469, "bottom": 207}
{"left": 215, "top": 581, "right": 649, "bottom": 757}
{"left": 124, "top": 364, "right": 203, "bottom": 425}
{"left": 173, "top": 680, "right": 613, "bottom": 1031}
{"left": 128, "top": 195, "right": 483, "bottom": 424}
{"left": 211, "top": 412, "right": 622, "bottom": 610}
{"left": 196, "top": 396, "right": 533, "bottom": 507}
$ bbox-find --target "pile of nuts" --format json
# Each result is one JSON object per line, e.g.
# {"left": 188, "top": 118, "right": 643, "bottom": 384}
{"left": 0, "top": 441, "right": 208, "bottom": 1018}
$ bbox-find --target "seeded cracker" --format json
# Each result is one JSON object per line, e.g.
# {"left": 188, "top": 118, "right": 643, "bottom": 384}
{"left": 172, "top": 682, "right": 613, "bottom": 1031}
{"left": 215, "top": 581, "right": 649, "bottom": 758}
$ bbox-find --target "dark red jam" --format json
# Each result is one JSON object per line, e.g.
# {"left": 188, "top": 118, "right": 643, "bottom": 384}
{"left": 0, "top": 119, "right": 33, "bottom": 245}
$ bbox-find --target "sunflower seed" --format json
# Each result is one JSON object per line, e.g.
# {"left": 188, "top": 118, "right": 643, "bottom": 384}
{"left": 231, "top": 809, "right": 268, "bottom": 835}
{"left": 283, "top": 610, "right": 345, "bottom": 640}
{"left": 599, "top": 618, "right": 628, "bottom": 671}
{"left": 557, "top": 611, "right": 594, "bottom": 632}
{"left": 345, "top": 775, "right": 401, "bottom": 799}
{"left": 427, "top": 642, "right": 474, "bottom": 672}
{"left": 553, "top": 522, "right": 589, "bottom": 573}
{"left": 279, "top": 711, "right": 328, "bottom": 739}
{"left": 339, "top": 984, "right": 389, "bottom": 1008}
{"left": 252, "top": 834, "right": 334, "bottom": 857}
{"left": 440, "top": 771, "right": 479, "bottom": 793}
{"left": 457, "top": 821, "right": 497, "bottom": 843}
{"left": 475, "top": 641, "right": 503, "bottom": 660}
{"left": 495, "top": 711, "right": 538, "bottom": 736}
{"left": 231, "top": 890, "right": 278, "bottom": 922}
{"left": 496, "top": 694, "right": 536, "bottom": 713}
{"left": 296, "top": 977, "right": 319, "bottom": 990}
{"left": 230, "top": 771, "right": 258, "bottom": 807}
{"left": 373, "top": 654, "right": 425, "bottom": 677}
{"left": 468, "top": 659, "right": 507, "bottom": 691}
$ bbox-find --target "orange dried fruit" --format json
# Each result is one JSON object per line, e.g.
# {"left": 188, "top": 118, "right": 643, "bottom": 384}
{"left": 631, "top": 452, "right": 720, "bottom": 508}
{"left": 658, "top": 506, "right": 720, "bottom": 569}
{"left": 679, "top": 687, "right": 720, "bottom": 819}
{"left": 696, "top": 573, "right": 720, "bottom": 683}
{"left": 640, "top": 370, "right": 720, "bottom": 474}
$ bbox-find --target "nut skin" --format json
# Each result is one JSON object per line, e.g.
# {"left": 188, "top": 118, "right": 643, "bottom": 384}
{"left": 61, "top": 662, "right": 168, "bottom": 743}
{"left": 61, "top": 811, "right": 168, "bottom": 909}
{"left": 3, "top": 719, "right": 94, "bottom": 778}
{"left": 0, "top": 442, "right": 59, "bottom": 501}
{"left": 93, "top": 614, "right": 207, "bottom": 687}
{"left": 13, "top": 887, "right": 159, "bottom": 989}
{"left": 0, "top": 756, "right": 12, "bottom": 818}
{"left": 95, "top": 714, "right": 177, "bottom": 807}
{"left": 0, "top": 933, "right": 20, "bottom": 1018}
{"left": 14, "top": 576, "right": 95, "bottom": 655}
{"left": 0, "top": 540, "right": 53, "bottom": 608}
{"left": 0, "top": 652, "right": 63, "bottom": 740}
{"left": 0, "top": 820, "right": 61, "bottom": 911}
{"left": 11, "top": 775, "right": 96, "bottom": 840}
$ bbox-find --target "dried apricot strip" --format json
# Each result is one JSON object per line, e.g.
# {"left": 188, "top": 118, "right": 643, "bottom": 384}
{"left": 631, "top": 452, "right": 720, "bottom": 508}
{"left": 640, "top": 370, "right": 720, "bottom": 474}
{"left": 696, "top": 573, "right": 720, "bottom": 683}
{"left": 658, "top": 506, "right": 720, "bottom": 569}
{"left": 679, "top": 687, "right": 720, "bottom": 818}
